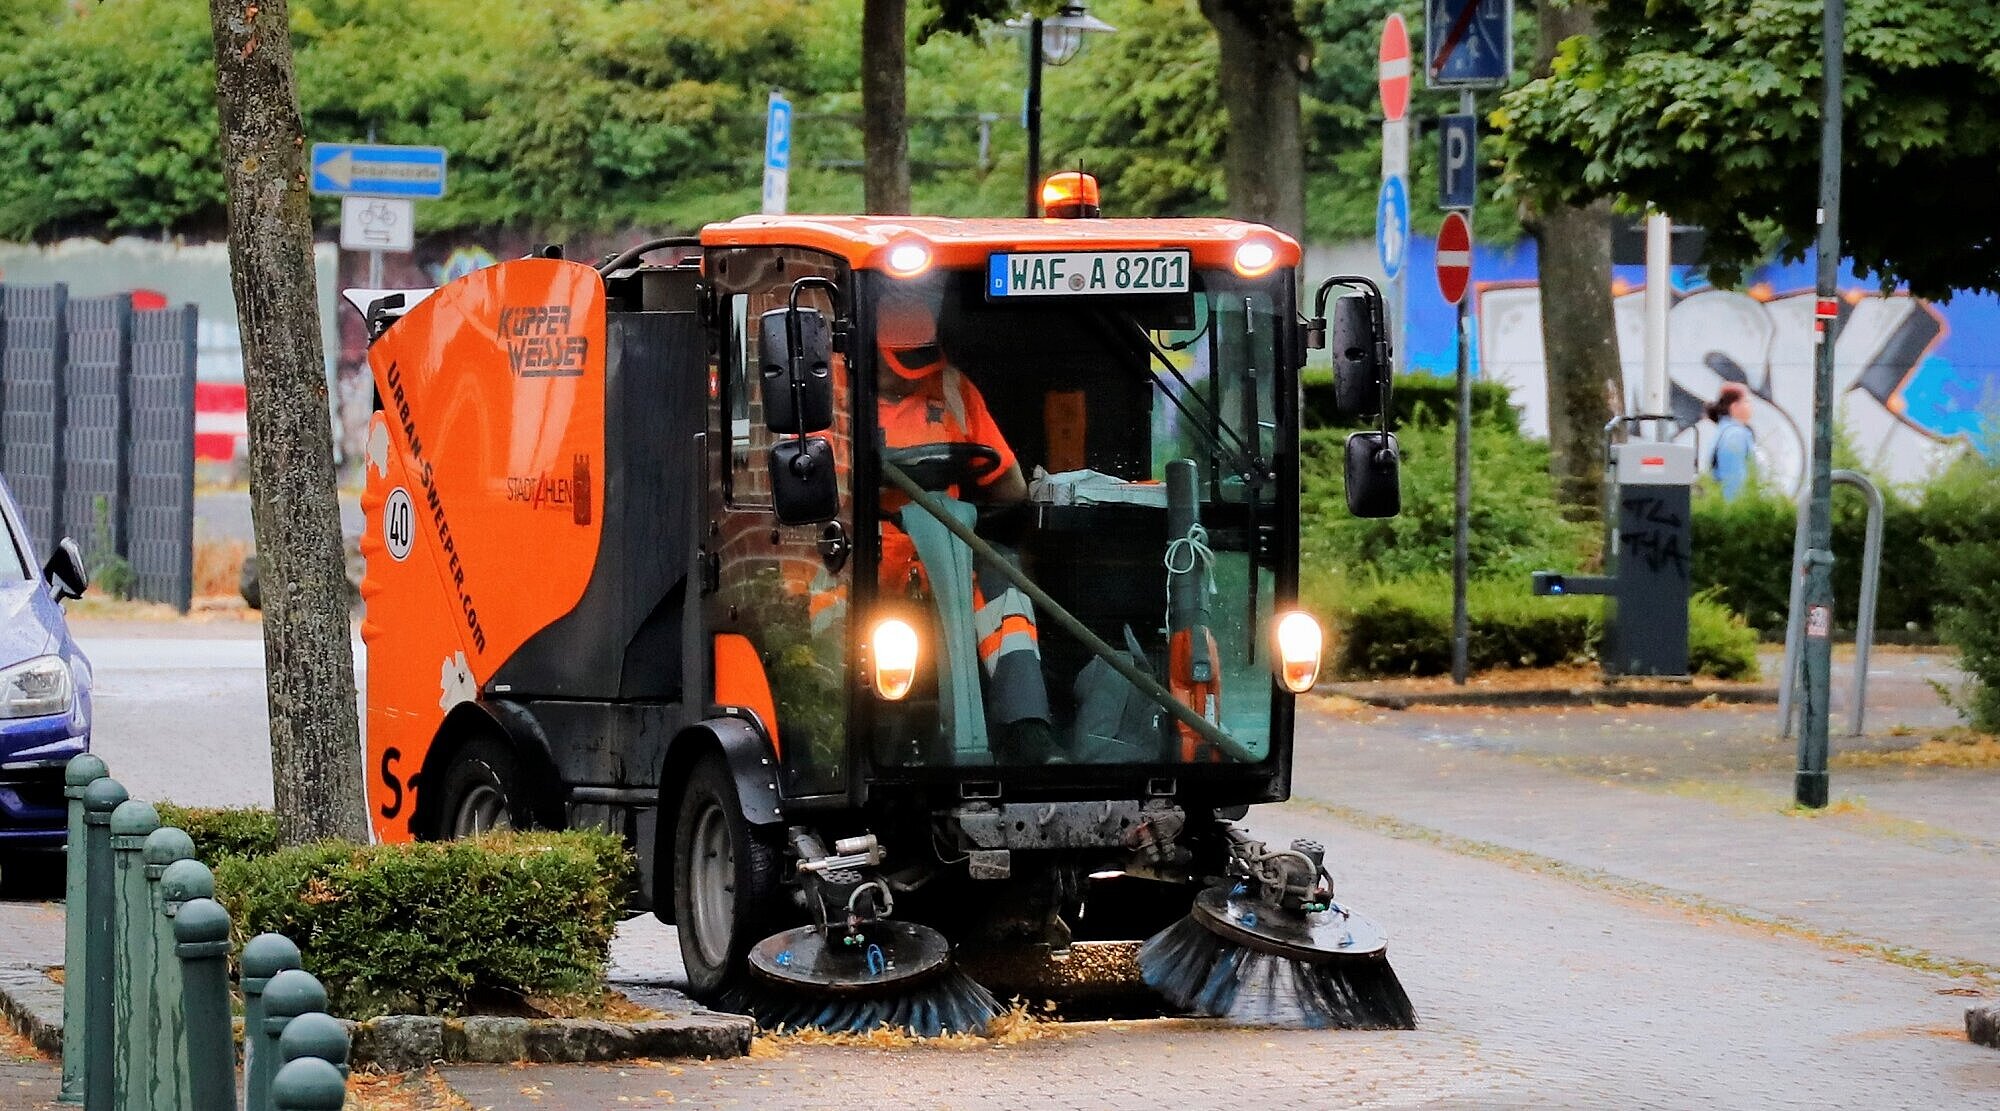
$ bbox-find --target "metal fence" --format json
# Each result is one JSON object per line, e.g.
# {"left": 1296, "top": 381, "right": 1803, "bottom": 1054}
{"left": 63, "top": 753, "right": 351, "bottom": 1110}
{"left": 0, "top": 285, "right": 196, "bottom": 610}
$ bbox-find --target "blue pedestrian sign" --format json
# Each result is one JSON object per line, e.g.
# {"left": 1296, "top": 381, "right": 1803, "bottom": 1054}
{"left": 1425, "top": 0, "right": 1512, "bottom": 89}
{"left": 762, "top": 92, "right": 792, "bottom": 215}
{"left": 309, "top": 144, "right": 447, "bottom": 198}
{"left": 1377, "top": 174, "right": 1409, "bottom": 280}
{"left": 1439, "top": 113, "right": 1477, "bottom": 210}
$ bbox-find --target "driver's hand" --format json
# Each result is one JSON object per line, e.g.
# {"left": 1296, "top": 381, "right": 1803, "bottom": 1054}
{"left": 973, "top": 462, "right": 1028, "bottom": 507}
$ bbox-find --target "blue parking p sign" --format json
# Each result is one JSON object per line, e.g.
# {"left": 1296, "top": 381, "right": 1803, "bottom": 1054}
{"left": 762, "top": 93, "right": 792, "bottom": 215}
{"left": 1425, "top": 0, "right": 1512, "bottom": 89}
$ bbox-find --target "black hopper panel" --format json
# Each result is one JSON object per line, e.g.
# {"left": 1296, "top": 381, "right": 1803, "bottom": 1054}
{"left": 494, "top": 311, "right": 707, "bottom": 701}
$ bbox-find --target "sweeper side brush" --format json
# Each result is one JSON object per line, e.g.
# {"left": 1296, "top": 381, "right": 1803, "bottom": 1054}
{"left": 729, "top": 919, "right": 1004, "bottom": 1036}
{"left": 1138, "top": 833, "right": 1415, "bottom": 1029}
{"left": 723, "top": 833, "right": 1006, "bottom": 1036}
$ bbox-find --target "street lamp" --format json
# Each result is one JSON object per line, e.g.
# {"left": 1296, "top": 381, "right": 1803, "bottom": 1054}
{"left": 1007, "top": 4, "right": 1115, "bottom": 216}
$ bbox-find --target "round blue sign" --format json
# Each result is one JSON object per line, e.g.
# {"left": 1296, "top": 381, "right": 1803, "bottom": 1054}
{"left": 1376, "top": 175, "right": 1409, "bottom": 280}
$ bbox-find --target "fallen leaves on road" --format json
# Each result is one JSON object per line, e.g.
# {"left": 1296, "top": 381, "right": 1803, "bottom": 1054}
{"left": 347, "top": 1069, "right": 473, "bottom": 1111}
{"left": 752, "top": 999, "right": 1066, "bottom": 1053}
{"left": 1832, "top": 727, "right": 2000, "bottom": 769}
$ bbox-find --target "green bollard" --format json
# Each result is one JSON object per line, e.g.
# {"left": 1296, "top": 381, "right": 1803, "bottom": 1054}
{"left": 169, "top": 891, "right": 232, "bottom": 1111}
{"left": 59, "top": 753, "right": 107, "bottom": 1105}
{"left": 242, "top": 935, "right": 303, "bottom": 1111}
{"left": 81, "top": 777, "right": 127, "bottom": 1111}
{"left": 271, "top": 1056, "right": 347, "bottom": 1111}
{"left": 277, "top": 1012, "right": 350, "bottom": 1080}
{"left": 107, "top": 799, "right": 159, "bottom": 1111}
{"left": 140, "top": 827, "right": 194, "bottom": 1111}
{"left": 255, "top": 970, "right": 330, "bottom": 1111}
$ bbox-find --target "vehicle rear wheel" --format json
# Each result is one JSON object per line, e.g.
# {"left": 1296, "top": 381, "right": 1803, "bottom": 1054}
{"left": 434, "top": 737, "right": 528, "bottom": 838}
{"left": 672, "top": 754, "right": 780, "bottom": 997}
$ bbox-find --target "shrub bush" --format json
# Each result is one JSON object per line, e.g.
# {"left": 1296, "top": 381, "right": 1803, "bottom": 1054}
{"left": 213, "top": 831, "right": 632, "bottom": 1019}
{"left": 1923, "top": 456, "right": 2000, "bottom": 730}
{"left": 1301, "top": 420, "right": 1597, "bottom": 583}
{"left": 1307, "top": 573, "right": 1757, "bottom": 681}
{"left": 1690, "top": 479, "right": 1936, "bottom": 640}
{"left": 154, "top": 803, "right": 280, "bottom": 863}
{"left": 1301, "top": 371, "right": 1517, "bottom": 433}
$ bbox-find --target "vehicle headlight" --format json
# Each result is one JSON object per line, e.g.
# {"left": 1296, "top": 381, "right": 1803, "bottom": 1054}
{"left": 1273, "top": 612, "right": 1323, "bottom": 694}
{"left": 870, "top": 618, "right": 920, "bottom": 701}
{"left": 0, "top": 656, "right": 73, "bottom": 719}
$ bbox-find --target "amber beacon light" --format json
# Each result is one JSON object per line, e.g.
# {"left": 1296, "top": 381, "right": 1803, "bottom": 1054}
{"left": 1041, "top": 171, "right": 1102, "bottom": 219}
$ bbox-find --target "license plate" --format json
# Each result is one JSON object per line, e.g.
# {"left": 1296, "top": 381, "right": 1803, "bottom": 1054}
{"left": 987, "top": 250, "right": 1191, "bottom": 297}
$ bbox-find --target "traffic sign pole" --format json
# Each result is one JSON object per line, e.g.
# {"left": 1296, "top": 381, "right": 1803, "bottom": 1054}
{"left": 1797, "top": 0, "right": 1844, "bottom": 809}
{"left": 763, "top": 91, "right": 793, "bottom": 216}
{"left": 1381, "top": 14, "right": 1412, "bottom": 366}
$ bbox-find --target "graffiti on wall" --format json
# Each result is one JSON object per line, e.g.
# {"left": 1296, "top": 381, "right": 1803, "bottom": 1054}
{"left": 1479, "top": 281, "right": 1963, "bottom": 493}
{"left": 1347, "top": 235, "right": 1999, "bottom": 496}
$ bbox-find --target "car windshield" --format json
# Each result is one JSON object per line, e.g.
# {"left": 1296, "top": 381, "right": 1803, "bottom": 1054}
{"left": 864, "top": 266, "right": 1291, "bottom": 771}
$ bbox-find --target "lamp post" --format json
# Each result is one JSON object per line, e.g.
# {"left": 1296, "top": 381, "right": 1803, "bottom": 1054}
{"left": 1009, "top": 4, "right": 1115, "bottom": 216}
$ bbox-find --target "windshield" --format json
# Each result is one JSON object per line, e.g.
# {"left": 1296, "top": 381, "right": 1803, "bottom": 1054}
{"left": 864, "top": 267, "right": 1293, "bottom": 772}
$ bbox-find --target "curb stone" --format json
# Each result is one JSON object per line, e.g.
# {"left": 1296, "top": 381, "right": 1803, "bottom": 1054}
{"left": 1319, "top": 682, "right": 1780, "bottom": 711}
{"left": 0, "top": 962, "right": 754, "bottom": 1068}
{"left": 1970, "top": 1003, "right": 2000, "bottom": 1049}
{"left": 0, "top": 962, "right": 62, "bottom": 1057}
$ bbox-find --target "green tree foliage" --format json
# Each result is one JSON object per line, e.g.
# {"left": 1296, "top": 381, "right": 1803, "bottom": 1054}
{"left": 0, "top": 0, "right": 1441, "bottom": 240}
{"left": 1496, "top": 0, "right": 2000, "bottom": 297}
{"left": 0, "top": 0, "right": 219, "bottom": 238}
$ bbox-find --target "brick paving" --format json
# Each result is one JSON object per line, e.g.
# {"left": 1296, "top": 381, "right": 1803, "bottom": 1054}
{"left": 9, "top": 633, "right": 1996, "bottom": 1107}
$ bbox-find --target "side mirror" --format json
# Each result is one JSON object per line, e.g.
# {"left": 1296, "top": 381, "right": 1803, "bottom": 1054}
{"left": 1344, "top": 432, "right": 1401, "bottom": 519}
{"left": 43, "top": 537, "right": 87, "bottom": 601}
{"left": 1329, "top": 294, "right": 1386, "bottom": 419}
{"left": 759, "top": 307, "right": 834, "bottom": 434}
{"left": 769, "top": 436, "right": 840, "bottom": 526}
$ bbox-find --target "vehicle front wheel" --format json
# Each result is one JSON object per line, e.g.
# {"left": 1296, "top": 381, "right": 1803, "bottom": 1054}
{"left": 433, "top": 737, "right": 529, "bottom": 838}
{"left": 672, "top": 754, "right": 780, "bottom": 997}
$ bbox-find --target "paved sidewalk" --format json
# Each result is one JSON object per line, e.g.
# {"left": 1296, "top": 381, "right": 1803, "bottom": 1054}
{"left": 1290, "top": 696, "right": 2000, "bottom": 976}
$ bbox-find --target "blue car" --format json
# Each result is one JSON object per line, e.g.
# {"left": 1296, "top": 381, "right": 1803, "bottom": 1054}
{"left": 0, "top": 479, "right": 90, "bottom": 863}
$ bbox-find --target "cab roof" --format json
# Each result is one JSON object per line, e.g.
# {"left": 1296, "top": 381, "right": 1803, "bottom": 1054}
{"left": 700, "top": 214, "right": 1302, "bottom": 274}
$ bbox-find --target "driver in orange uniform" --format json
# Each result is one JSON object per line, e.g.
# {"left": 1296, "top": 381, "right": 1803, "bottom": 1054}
{"left": 875, "top": 290, "right": 1060, "bottom": 763}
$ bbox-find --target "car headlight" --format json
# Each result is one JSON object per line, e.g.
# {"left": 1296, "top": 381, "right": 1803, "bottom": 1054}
{"left": 0, "top": 656, "right": 73, "bottom": 719}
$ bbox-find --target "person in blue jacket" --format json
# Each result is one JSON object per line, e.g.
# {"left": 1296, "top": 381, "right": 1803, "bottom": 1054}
{"left": 1705, "top": 384, "right": 1756, "bottom": 500}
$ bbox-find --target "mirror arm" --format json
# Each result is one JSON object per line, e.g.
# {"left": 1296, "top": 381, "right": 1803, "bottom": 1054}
{"left": 1313, "top": 274, "right": 1398, "bottom": 440}
{"left": 781, "top": 276, "right": 846, "bottom": 464}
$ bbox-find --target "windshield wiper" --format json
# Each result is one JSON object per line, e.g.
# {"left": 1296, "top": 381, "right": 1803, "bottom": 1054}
{"left": 1092, "top": 312, "right": 1270, "bottom": 485}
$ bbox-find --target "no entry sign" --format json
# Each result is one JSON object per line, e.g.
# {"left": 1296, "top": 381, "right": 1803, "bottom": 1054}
{"left": 1436, "top": 211, "right": 1472, "bottom": 305}
{"left": 1379, "top": 14, "right": 1411, "bottom": 122}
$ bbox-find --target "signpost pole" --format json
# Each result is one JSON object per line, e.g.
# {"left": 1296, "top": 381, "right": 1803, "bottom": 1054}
{"left": 1796, "top": 0, "right": 1843, "bottom": 808}
{"left": 1450, "top": 87, "right": 1474, "bottom": 687}
{"left": 1379, "top": 14, "right": 1412, "bottom": 365}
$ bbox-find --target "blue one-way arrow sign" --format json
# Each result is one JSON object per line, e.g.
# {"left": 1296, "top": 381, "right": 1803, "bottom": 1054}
{"left": 310, "top": 143, "right": 448, "bottom": 198}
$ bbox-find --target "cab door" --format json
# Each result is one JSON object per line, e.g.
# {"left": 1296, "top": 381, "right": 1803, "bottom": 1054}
{"left": 703, "top": 246, "right": 854, "bottom": 799}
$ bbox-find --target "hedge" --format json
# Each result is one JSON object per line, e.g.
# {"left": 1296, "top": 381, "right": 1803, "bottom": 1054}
{"left": 153, "top": 803, "right": 281, "bottom": 863}
{"left": 1690, "top": 479, "right": 1940, "bottom": 640}
{"left": 1924, "top": 456, "right": 2000, "bottom": 730}
{"left": 1301, "top": 421, "right": 1597, "bottom": 583}
{"left": 1301, "top": 371, "right": 1519, "bottom": 434}
{"left": 213, "top": 831, "right": 632, "bottom": 1020}
{"left": 1306, "top": 573, "right": 1760, "bottom": 681}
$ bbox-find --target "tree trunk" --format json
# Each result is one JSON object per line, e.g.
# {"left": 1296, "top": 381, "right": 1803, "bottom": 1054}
{"left": 862, "top": 0, "right": 912, "bottom": 214}
{"left": 1529, "top": 2, "right": 1622, "bottom": 523}
{"left": 207, "top": 0, "right": 367, "bottom": 845}
{"left": 1197, "top": 0, "right": 1306, "bottom": 241}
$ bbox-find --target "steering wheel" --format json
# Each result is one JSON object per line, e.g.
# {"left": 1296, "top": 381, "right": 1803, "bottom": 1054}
{"left": 884, "top": 443, "right": 1003, "bottom": 493}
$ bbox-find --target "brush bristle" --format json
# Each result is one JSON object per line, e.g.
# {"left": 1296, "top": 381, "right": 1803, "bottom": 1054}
{"left": 1138, "top": 914, "right": 1416, "bottom": 1030}
{"left": 723, "top": 964, "right": 1005, "bottom": 1037}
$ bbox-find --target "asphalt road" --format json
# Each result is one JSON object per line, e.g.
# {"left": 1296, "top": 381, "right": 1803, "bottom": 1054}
{"left": 14, "top": 625, "right": 1998, "bottom": 1107}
